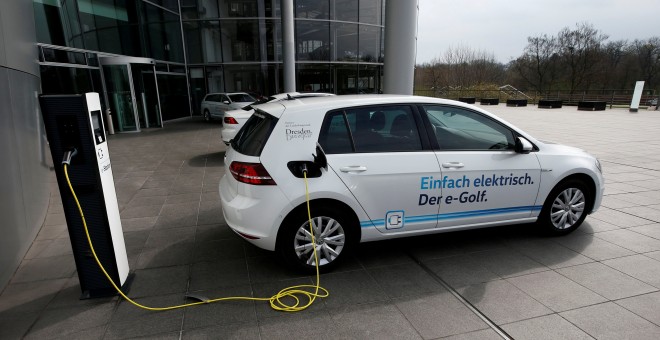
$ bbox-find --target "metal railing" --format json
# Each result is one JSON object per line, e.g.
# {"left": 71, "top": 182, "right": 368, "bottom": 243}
{"left": 413, "top": 88, "right": 658, "bottom": 108}
{"left": 499, "top": 85, "right": 531, "bottom": 100}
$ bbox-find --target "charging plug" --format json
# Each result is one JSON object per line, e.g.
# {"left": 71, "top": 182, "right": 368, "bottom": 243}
{"left": 62, "top": 148, "right": 78, "bottom": 165}
{"left": 300, "top": 163, "right": 309, "bottom": 176}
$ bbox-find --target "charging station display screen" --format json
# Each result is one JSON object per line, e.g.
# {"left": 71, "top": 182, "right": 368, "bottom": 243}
{"left": 92, "top": 113, "right": 100, "bottom": 130}
{"left": 91, "top": 110, "right": 106, "bottom": 145}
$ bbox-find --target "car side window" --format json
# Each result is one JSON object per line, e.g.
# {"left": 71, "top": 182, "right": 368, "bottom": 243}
{"left": 319, "top": 105, "right": 422, "bottom": 154}
{"left": 230, "top": 93, "right": 254, "bottom": 102}
{"left": 220, "top": 95, "right": 229, "bottom": 103}
{"left": 319, "top": 112, "right": 353, "bottom": 154}
{"left": 422, "top": 105, "right": 515, "bottom": 151}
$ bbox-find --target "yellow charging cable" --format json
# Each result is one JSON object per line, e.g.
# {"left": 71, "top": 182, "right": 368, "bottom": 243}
{"left": 63, "top": 164, "right": 328, "bottom": 312}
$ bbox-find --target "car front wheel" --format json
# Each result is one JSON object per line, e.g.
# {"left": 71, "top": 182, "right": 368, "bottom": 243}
{"left": 538, "top": 179, "right": 591, "bottom": 235}
{"left": 277, "top": 205, "right": 355, "bottom": 273}
{"left": 203, "top": 109, "right": 211, "bottom": 121}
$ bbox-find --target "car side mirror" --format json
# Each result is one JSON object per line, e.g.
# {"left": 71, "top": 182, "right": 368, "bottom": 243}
{"left": 515, "top": 137, "right": 533, "bottom": 154}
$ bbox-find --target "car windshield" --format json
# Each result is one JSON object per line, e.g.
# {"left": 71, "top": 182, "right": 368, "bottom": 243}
{"left": 229, "top": 93, "right": 255, "bottom": 103}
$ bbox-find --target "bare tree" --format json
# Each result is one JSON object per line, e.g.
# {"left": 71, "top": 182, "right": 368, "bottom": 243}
{"left": 630, "top": 37, "right": 660, "bottom": 89}
{"left": 512, "top": 34, "right": 559, "bottom": 93}
{"left": 427, "top": 57, "right": 449, "bottom": 93}
{"left": 440, "top": 45, "right": 503, "bottom": 87}
{"left": 557, "top": 22, "right": 608, "bottom": 93}
{"left": 443, "top": 45, "right": 472, "bottom": 87}
{"left": 471, "top": 49, "right": 506, "bottom": 85}
{"left": 417, "top": 23, "right": 660, "bottom": 95}
{"left": 598, "top": 40, "right": 629, "bottom": 89}
{"left": 416, "top": 45, "right": 502, "bottom": 93}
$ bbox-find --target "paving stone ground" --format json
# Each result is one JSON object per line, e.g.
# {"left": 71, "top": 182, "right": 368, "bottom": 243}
{"left": 2, "top": 104, "right": 660, "bottom": 339}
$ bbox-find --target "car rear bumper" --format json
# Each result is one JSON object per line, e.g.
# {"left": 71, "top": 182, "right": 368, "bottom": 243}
{"left": 219, "top": 174, "right": 288, "bottom": 251}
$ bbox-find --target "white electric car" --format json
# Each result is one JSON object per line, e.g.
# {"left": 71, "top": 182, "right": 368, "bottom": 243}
{"left": 219, "top": 95, "right": 604, "bottom": 272}
{"left": 220, "top": 92, "right": 335, "bottom": 144}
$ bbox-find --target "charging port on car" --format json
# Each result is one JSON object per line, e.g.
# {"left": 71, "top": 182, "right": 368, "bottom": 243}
{"left": 287, "top": 161, "right": 322, "bottom": 178}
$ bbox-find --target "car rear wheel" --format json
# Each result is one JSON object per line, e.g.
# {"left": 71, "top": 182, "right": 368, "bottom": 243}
{"left": 203, "top": 109, "right": 211, "bottom": 121}
{"left": 538, "top": 179, "right": 591, "bottom": 235}
{"left": 277, "top": 205, "right": 356, "bottom": 273}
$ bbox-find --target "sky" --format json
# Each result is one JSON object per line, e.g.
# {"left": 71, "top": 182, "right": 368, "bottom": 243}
{"left": 416, "top": 0, "right": 659, "bottom": 64}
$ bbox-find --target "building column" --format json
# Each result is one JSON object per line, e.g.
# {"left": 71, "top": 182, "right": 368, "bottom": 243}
{"left": 281, "top": 0, "right": 296, "bottom": 92}
{"left": 383, "top": 0, "right": 419, "bottom": 95}
{"left": 0, "top": 0, "right": 49, "bottom": 290}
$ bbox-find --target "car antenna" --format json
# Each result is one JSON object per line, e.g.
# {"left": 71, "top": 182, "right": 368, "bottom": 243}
{"left": 287, "top": 94, "right": 293, "bottom": 100}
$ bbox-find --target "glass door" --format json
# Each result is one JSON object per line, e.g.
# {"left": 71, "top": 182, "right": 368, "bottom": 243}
{"left": 100, "top": 57, "right": 162, "bottom": 132}
{"left": 103, "top": 64, "right": 139, "bottom": 132}
{"left": 131, "top": 64, "right": 162, "bottom": 128}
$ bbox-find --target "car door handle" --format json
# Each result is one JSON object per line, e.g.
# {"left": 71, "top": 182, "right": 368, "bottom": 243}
{"left": 340, "top": 166, "right": 367, "bottom": 173}
{"left": 441, "top": 162, "right": 464, "bottom": 169}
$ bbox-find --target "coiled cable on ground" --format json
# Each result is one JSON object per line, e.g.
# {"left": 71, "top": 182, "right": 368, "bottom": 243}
{"left": 64, "top": 163, "right": 327, "bottom": 312}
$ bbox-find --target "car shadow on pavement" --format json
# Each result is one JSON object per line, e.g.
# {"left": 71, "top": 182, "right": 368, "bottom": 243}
{"left": 1, "top": 220, "right": 595, "bottom": 338}
{"left": 352, "top": 223, "right": 591, "bottom": 304}
{"left": 187, "top": 152, "right": 225, "bottom": 168}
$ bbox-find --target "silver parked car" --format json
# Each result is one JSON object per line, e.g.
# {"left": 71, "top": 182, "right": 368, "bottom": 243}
{"left": 200, "top": 92, "right": 255, "bottom": 121}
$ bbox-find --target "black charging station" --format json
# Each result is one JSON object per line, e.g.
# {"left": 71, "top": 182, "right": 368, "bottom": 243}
{"left": 40, "top": 93, "right": 130, "bottom": 299}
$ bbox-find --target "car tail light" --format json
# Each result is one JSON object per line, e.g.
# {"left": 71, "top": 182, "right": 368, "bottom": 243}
{"left": 224, "top": 117, "right": 238, "bottom": 124}
{"left": 229, "top": 161, "right": 276, "bottom": 185}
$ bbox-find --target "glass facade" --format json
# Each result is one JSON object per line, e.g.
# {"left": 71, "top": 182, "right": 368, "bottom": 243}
{"left": 78, "top": 0, "right": 142, "bottom": 57}
{"left": 142, "top": 3, "right": 185, "bottom": 63}
{"left": 34, "top": 0, "right": 85, "bottom": 48}
{"left": 34, "top": 0, "right": 186, "bottom": 63}
{"left": 33, "top": 0, "right": 385, "bottom": 122}
{"left": 184, "top": 0, "right": 384, "bottom": 112}
{"left": 40, "top": 65, "right": 104, "bottom": 95}
{"left": 157, "top": 73, "right": 190, "bottom": 121}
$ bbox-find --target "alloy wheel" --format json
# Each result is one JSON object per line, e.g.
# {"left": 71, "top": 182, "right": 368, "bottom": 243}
{"left": 550, "top": 187, "right": 585, "bottom": 229}
{"left": 294, "top": 216, "right": 345, "bottom": 266}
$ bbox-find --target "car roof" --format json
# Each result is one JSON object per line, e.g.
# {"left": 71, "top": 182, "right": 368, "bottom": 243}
{"left": 255, "top": 94, "right": 479, "bottom": 117}
{"left": 205, "top": 92, "right": 250, "bottom": 96}
{"left": 252, "top": 94, "right": 540, "bottom": 146}
{"left": 269, "top": 92, "right": 335, "bottom": 100}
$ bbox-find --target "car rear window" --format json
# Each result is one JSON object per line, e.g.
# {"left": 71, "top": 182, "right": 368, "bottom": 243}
{"left": 229, "top": 93, "right": 255, "bottom": 102}
{"left": 231, "top": 110, "right": 278, "bottom": 156}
